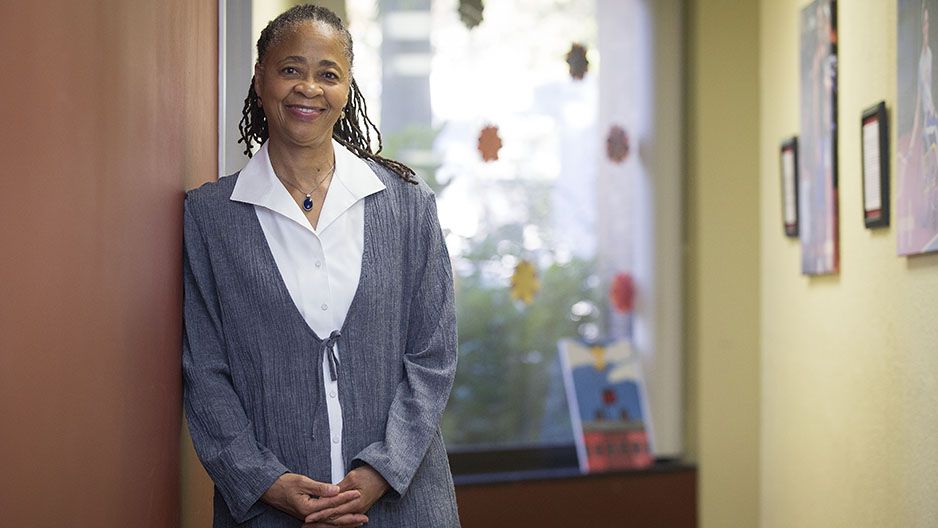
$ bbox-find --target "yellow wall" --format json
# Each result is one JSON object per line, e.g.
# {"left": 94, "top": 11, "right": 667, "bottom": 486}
{"left": 760, "top": 0, "right": 938, "bottom": 526}
{"left": 685, "top": 0, "right": 761, "bottom": 527}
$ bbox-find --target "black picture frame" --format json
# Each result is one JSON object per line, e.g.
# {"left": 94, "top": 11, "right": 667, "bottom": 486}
{"left": 861, "top": 101, "right": 889, "bottom": 228}
{"left": 780, "top": 137, "right": 799, "bottom": 237}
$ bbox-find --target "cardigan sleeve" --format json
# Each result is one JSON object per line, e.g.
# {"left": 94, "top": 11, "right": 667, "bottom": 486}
{"left": 350, "top": 191, "right": 458, "bottom": 497}
{"left": 182, "top": 197, "right": 289, "bottom": 522}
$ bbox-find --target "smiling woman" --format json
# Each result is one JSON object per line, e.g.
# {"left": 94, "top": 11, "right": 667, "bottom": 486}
{"left": 237, "top": 7, "right": 415, "bottom": 187}
{"left": 253, "top": 21, "right": 351, "bottom": 221}
{"left": 183, "top": 5, "right": 460, "bottom": 528}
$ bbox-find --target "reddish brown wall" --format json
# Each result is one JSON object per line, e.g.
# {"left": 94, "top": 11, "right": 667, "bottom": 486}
{"left": 0, "top": 2, "right": 216, "bottom": 526}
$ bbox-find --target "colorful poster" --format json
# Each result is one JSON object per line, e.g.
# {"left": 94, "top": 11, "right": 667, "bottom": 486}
{"left": 558, "top": 339, "right": 653, "bottom": 473}
{"left": 799, "top": 0, "right": 839, "bottom": 274}
{"left": 898, "top": 0, "right": 938, "bottom": 254}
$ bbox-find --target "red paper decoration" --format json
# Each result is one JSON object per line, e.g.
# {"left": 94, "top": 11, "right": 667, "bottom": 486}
{"left": 566, "top": 43, "right": 589, "bottom": 80}
{"left": 478, "top": 125, "right": 502, "bottom": 162}
{"left": 606, "top": 125, "right": 630, "bottom": 163}
{"left": 610, "top": 272, "right": 635, "bottom": 314}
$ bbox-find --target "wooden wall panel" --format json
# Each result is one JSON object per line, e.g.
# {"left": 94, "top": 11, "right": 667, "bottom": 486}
{"left": 0, "top": 2, "right": 217, "bottom": 526}
{"left": 455, "top": 469, "right": 697, "bottom": 527}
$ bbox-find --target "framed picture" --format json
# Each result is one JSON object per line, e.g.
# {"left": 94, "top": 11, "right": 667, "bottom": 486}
{"left": 799, "top": 0, "right": 839, "bottom": 274}
{"left": 780, "top": 137, "right": 800, "bottom": 237}
{"left": 861, "top": 102, "right": 890, "bottom": 228}
{"left": 897, "top": 0, "right": 938, "bottom": 254}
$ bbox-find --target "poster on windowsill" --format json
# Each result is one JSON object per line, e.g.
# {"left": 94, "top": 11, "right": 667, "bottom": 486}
{"left": 558, "top": 338, "right": 654, "bottom": 474}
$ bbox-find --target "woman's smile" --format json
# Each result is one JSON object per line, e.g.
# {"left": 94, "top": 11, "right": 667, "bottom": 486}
{"left": 285, "top": 103, "right": 326, "bottom": 120}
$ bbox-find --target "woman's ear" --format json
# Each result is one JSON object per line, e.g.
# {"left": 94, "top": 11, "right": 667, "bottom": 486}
{"left": 253, "top": 63, "right": 264, "bottom": 105}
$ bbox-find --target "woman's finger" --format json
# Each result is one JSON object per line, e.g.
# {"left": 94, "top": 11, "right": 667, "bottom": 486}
{"left": 298, "top": 476, "right": 341, "bottom": 497}
{"left": 304, "top": 497, "right": 363, "bottom": 523}
{"left": 302, "top": 513, "right": 369, "bottom": 528}
{"left": 300, "top": 490, "right": 361, "bottom": 515}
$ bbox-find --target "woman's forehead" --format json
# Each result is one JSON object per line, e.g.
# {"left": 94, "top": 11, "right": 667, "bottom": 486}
{"left": 266, "top": 20, "right": 350, "bottom": 64}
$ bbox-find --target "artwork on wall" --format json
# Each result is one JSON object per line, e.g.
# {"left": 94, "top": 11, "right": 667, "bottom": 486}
{"left": 897, "top": 0, "right": 938, "bottom": 254}
{"left": 780, "top": 137, "right": 800, "bottom": 237}
{"left": 861, "top": 102, "right": 890, "bottom": 228}
{"left": 799, "top": 0, "right": 839, "bottom": 274}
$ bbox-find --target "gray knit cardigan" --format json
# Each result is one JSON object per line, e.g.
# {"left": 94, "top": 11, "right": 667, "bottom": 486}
{"left": 182, "top": 162, "right": 460, "bottom": 527}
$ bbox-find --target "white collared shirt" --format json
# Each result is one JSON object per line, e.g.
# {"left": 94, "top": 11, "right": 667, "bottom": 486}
{"left": 229, "top": 139, "right": 386, "bottom": 484}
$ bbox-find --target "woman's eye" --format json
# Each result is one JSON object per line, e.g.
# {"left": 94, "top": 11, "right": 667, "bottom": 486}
{"left": 322, "top": 72, "right": 338, "bottom": 80}
{"left": 282, "top": 66, "right": 298, "bottom": 75}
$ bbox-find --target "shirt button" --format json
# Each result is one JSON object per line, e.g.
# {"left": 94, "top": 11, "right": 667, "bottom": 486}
{"left": 321, "top": 303, "right": 328, "bottom": 311}
{"left": 315, "top": 260, "right": 322, "bottom": 268}
{"left": 329, "top": 390, "right": 337, "bottom": 398}
{"left": 332, "top": 436, "right": 340, "bottom": 444}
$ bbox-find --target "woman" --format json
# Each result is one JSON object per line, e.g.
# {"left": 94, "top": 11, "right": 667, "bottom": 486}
{"left": 183, "top": 5, "right": 460, "bottom": 527}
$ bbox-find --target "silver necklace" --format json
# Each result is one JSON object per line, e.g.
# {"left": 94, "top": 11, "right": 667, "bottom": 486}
{"left": 275, "top": 161, "right": 336, "bottom": 211}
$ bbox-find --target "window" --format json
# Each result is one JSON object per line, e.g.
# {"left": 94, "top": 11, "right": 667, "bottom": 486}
{"left": 349, "top": 0, "right": 604, "bottom": 474}
{"left": 349, "top": 0, "right": 685, "bottom": 479}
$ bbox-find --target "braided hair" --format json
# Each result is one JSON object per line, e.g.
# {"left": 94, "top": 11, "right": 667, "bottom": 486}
{"left": 238, "top": 4, "right": 417, "bottom": 184}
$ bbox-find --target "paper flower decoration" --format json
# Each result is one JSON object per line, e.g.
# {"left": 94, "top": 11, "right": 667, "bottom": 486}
{"left": 510, "top": 260, "right": 540, "bottom": 305}
{"left": 610, "top": 272, "right": 635, "bottom": 314}
{"left": 459, "top": 0, "right": 484, "bottom": 29}
{"left": 478, "top": 125, "right": 502, "bottom": 162}
{"left": 606, "top": 125, "right": 630, "bottom": 163}
{"left": 566, "top": 43, "right": 589, "bottom": 80}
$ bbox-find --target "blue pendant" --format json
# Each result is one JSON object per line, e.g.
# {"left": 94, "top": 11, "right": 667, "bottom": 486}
{"left": 303, "top": 195, "right": 313, "bottom": 211}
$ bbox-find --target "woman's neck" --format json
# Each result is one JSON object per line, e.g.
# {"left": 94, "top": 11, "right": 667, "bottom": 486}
{"left": 267, "top": 138, "right": 336, "bottom": 188}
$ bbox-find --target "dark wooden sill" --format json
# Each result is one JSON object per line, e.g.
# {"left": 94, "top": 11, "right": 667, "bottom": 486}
{"left": 454, "top": 463, "right": 697, "bottom": 528}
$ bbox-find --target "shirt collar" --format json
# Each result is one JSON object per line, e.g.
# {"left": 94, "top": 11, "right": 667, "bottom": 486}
{"left": 230, "top": 139, "right": 386, "bottom": 233}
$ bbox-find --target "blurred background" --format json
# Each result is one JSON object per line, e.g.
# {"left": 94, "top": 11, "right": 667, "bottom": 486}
{"left": 5, "top": 1, "right": 934, "bottom": 527}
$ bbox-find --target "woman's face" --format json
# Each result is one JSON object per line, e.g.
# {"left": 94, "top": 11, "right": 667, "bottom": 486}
{"left": 254, "top": 21, "right": 351, "bottom": 151}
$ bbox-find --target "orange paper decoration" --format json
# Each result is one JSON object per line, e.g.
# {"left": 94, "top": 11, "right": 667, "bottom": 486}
{"left": 478, "top": 125, "right": 502, "bottom": 162}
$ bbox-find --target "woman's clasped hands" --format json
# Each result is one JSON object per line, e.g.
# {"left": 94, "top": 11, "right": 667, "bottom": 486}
{"left": 261, "top": 466, "right": 390, "bottom": 527}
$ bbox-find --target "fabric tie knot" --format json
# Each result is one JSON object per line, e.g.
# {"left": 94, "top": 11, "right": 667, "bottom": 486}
{"left": 322, "top": 329, "right": 341, "bottom": 381}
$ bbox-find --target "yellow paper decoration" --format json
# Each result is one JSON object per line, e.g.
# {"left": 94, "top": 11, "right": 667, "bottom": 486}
{"left": 510, "top": 260, "right": 539, "bottom": 305}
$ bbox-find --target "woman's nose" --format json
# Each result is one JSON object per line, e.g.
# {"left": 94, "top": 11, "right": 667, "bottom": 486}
{"left": 295, "top": 80, "right": 321, "bottom": 97}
